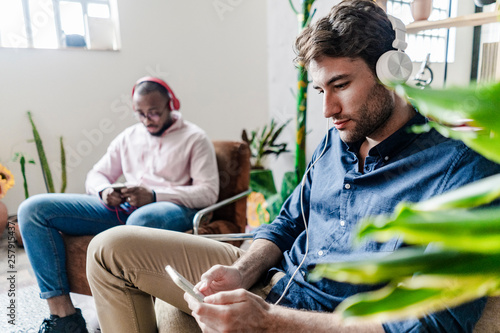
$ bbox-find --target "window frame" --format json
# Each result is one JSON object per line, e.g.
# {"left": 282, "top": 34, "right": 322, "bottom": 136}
{"left": 0, "top": 0, "right": 119, "bottom": 50}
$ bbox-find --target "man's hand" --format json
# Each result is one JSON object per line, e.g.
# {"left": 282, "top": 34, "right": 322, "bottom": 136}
{"left": 186, "top": 289, "right": 272, "bottom": 333}
{"left": 101, "top": 187, "right": 124, "bottom": 207}
{"left": 186, "top": 289, "right": 386, "bottom": 333}
{"left": 121, "top": 186, "right": 154, "bottom": 207}
{"left": 195, "top": 265, "right": 244, "bottom": 297}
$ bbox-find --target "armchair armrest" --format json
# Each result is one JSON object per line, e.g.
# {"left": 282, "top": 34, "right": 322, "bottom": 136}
{"left": 193, "top": 189, "right": 252, "bottom": 235}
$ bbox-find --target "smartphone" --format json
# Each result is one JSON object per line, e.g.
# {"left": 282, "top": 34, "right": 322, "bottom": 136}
{"left": 109, "top": 183, "right": 126, "bottom": 191}
{"left": 165, "top": 265, "right": 205, "bottom": 302}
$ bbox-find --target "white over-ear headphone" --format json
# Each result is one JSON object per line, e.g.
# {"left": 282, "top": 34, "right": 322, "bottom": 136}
{"left": 376, "top": 15, "right": 413, "bottom": 86}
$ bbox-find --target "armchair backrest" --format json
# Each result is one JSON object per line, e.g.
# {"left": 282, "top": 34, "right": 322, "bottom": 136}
{"left": 211, "top": 141, "right": 250, "bottom": 233}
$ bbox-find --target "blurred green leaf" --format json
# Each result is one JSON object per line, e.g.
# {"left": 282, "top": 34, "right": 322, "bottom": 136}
{"left": 396, "top": 83, "right": 500, "bottom": 164}
{"left": 336, "top": 277, "right": 500, "bottom": 323}
{"left": 310, "top": 248, "right": 500, "bottom": 284}
{"left": 396, "top": 83, "right": 500, "bottom": 133}
{"left": 357, "top": 206, "right": 500, "bottom": 252}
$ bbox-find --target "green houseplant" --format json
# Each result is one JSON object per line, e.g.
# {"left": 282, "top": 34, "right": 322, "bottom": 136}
{"left": 309, "top": 82, "right": 500, "bottom": 322}
{"left": 9, "top": 111, "right": 68, "bottom": 246}
{"left": 13, "top": 111, "right": 67, "bottom": 199}
{"left": 242, "top": 118, "right": 291, "bottom": 225}
{"left": 244, "top": 0, "right": 319, "bottom": 228}
{"left": 27, "top": 111, "right": 67, "bottom": 194}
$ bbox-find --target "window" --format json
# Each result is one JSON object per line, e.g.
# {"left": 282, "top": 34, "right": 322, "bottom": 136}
{"left": 0, "top": 0, "right": 121, "bottom": 50}
{"left": 387, "top": 0, "right": 456, "bottom": 63}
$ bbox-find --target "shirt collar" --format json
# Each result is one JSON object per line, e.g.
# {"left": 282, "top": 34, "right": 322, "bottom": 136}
{"left": 371, "top": 112, "right": 427, "bottom": 159}
{"left": 345, "top": 112, "right": 427, "bottom": 159}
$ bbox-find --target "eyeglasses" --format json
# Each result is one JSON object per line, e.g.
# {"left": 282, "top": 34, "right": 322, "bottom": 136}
{"left": 134, "top": 101, "right": 170, "bottom": 122}
{"left": 134, "top": 111, "right": 165, "bottom": 122}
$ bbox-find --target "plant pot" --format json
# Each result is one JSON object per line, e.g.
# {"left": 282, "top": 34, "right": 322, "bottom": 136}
{"left": 0, "top": 201, "right": 8, "bottom": 235}
{"left": 410, "top": 0, "right": 433, "bottom": 21}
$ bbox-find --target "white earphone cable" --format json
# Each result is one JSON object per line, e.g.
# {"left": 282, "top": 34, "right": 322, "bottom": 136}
{"left": 274, "top": 118, "right": 331, "bottom": 305}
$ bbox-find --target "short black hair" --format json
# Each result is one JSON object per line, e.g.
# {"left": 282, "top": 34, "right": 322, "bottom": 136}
{"left": 134, "top": 81, "right": 171, "bottom": 102}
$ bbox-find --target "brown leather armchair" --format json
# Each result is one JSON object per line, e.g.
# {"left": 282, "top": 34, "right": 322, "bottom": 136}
{"left": 62, "top": 140, "right": 251, "bottom": 296}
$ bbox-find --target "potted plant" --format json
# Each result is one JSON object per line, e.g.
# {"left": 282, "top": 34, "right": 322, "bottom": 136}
{"left": 309, "top": 82, "right": 500, "bottom": 323}
{"left": 9, "top": 111, "right": 67, "bottom": 246}
{"left": 242, "top": 118, "right": 291, "bottom": 226}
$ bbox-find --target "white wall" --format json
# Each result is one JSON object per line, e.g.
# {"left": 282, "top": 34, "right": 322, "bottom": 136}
{"left": 0, "top": 0, "right": 268, "bottom": 213}
{"left": 267, "top": 0, "right": 477, "bottom": 189}
{"left": 266, "top": 0, "right": 343, "bottom": 189}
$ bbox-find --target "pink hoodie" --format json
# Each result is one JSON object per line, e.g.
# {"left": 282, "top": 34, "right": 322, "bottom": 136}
{"left": 85, "top": 111, "right": 219, "bottom": 209}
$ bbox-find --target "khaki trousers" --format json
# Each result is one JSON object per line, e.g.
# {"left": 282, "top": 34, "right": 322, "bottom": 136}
{"left": 86, "top": 225, "right": 282, "bottom": 333}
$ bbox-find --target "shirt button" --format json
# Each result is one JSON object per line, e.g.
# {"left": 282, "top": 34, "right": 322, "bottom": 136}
{"left": 318, "top": 250, "right": 324, "bottom": 256}
{"left": 340, "top": 220, "right": 346, "bottom": 227}
{"left": 344, "top": 184, "right": 351, "bottom": 189}
{"left": 384, "top": 156, "right": 389, "bottom": 161}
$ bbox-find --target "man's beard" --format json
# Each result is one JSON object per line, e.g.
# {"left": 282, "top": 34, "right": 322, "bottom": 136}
{"left": 338, "top": 83, "right": 395, "bottom": 144}
{"left": 149, "top": 117, "right": 174, "bottom": 137}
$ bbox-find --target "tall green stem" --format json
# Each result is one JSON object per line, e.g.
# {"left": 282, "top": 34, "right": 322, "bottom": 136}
{"left": 59, "top": 136, "right": 67, "bottom": 193}
{"left": 19, "top": 155, "right": 29, "bottom": 199}
{"left": 294, "top": 0, "right": 316, "bottom": 182}
{"left": 27, "top": 111, "right": 55, "bottom": 193}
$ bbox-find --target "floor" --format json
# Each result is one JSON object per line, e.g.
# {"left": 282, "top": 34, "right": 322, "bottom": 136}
{"left": 0, "top": 227, "right": 100, "bottom": 332}
{"left": 0, "top": 225, "right": 37, "bottom": 294}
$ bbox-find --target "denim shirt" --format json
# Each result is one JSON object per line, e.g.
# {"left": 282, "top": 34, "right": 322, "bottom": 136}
{"left": 254, "top": 113, "right": 500, "bottom": 333}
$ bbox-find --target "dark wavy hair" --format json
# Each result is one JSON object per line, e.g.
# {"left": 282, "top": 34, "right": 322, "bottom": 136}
{"left": 294, "top": 0, "right": 395, "bottom": 74}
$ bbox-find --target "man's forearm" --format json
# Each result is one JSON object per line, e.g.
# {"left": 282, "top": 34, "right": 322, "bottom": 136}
{"left": 266, "top": 305, "right": 385, "bottom": 333}
{"left": 232, "top": 238, "right": 283, "bottom": 289}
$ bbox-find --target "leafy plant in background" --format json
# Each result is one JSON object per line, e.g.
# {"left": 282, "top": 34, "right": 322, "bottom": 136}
{"left": 242, "top": 118, "right": 291, "bottom": 169}
{"left": 244, "top": 0, "right": 318, "bottom": 228}
{"left": 242, "top": 118, "right": 291, "bottom": 226}
{"left": 25, "top": 111, "right": 67, "bottom": 195}
{"left": 309, "top": 82, "right": 500, "bottom": 322}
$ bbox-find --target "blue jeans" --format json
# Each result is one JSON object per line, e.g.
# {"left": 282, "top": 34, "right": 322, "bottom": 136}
{"left": 17, "top": 193, "right": 198, "bottom": 299}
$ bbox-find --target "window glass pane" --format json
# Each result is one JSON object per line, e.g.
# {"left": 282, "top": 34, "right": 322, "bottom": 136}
{"left": 29, "top": 0, "right": 58, "bottom": 49}
{"left": 59, "top": 1, "right": 84, "bottom": 35}
{"left": 88, "top": 3, "right": 110, "bottom": 18}
{"left": 0, "top": 0, "right": 29, "bottom": 48}
{"left": 387, "top": 0, "right": 455, "bottom": 63}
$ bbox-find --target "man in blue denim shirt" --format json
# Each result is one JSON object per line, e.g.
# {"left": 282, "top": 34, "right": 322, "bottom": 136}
{"left": 87, "top": 1, "right": 500, "bottom": 332}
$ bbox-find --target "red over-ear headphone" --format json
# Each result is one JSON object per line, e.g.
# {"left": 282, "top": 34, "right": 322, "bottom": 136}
{"left": 132, "top": 76, "right": 181, "bottom": 111}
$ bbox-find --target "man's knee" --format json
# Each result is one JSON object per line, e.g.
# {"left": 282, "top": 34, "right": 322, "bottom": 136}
{"left": 87, "top": 225, "right": 131, "bottom": 263}
{"left": 126, "top": 202, "right": 191, "bottom": 230}
{"left": 17, "top": 194, "right": 53, "bottom": 230}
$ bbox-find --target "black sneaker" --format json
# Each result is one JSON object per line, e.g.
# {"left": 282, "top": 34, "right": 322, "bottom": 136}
{"left": 39, "top": 308, "right": 89, "bottom": 333}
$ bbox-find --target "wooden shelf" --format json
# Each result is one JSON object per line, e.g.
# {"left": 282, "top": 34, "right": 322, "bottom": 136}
{"left": 406, "top": 11, "right": 500, "bottom": 34}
